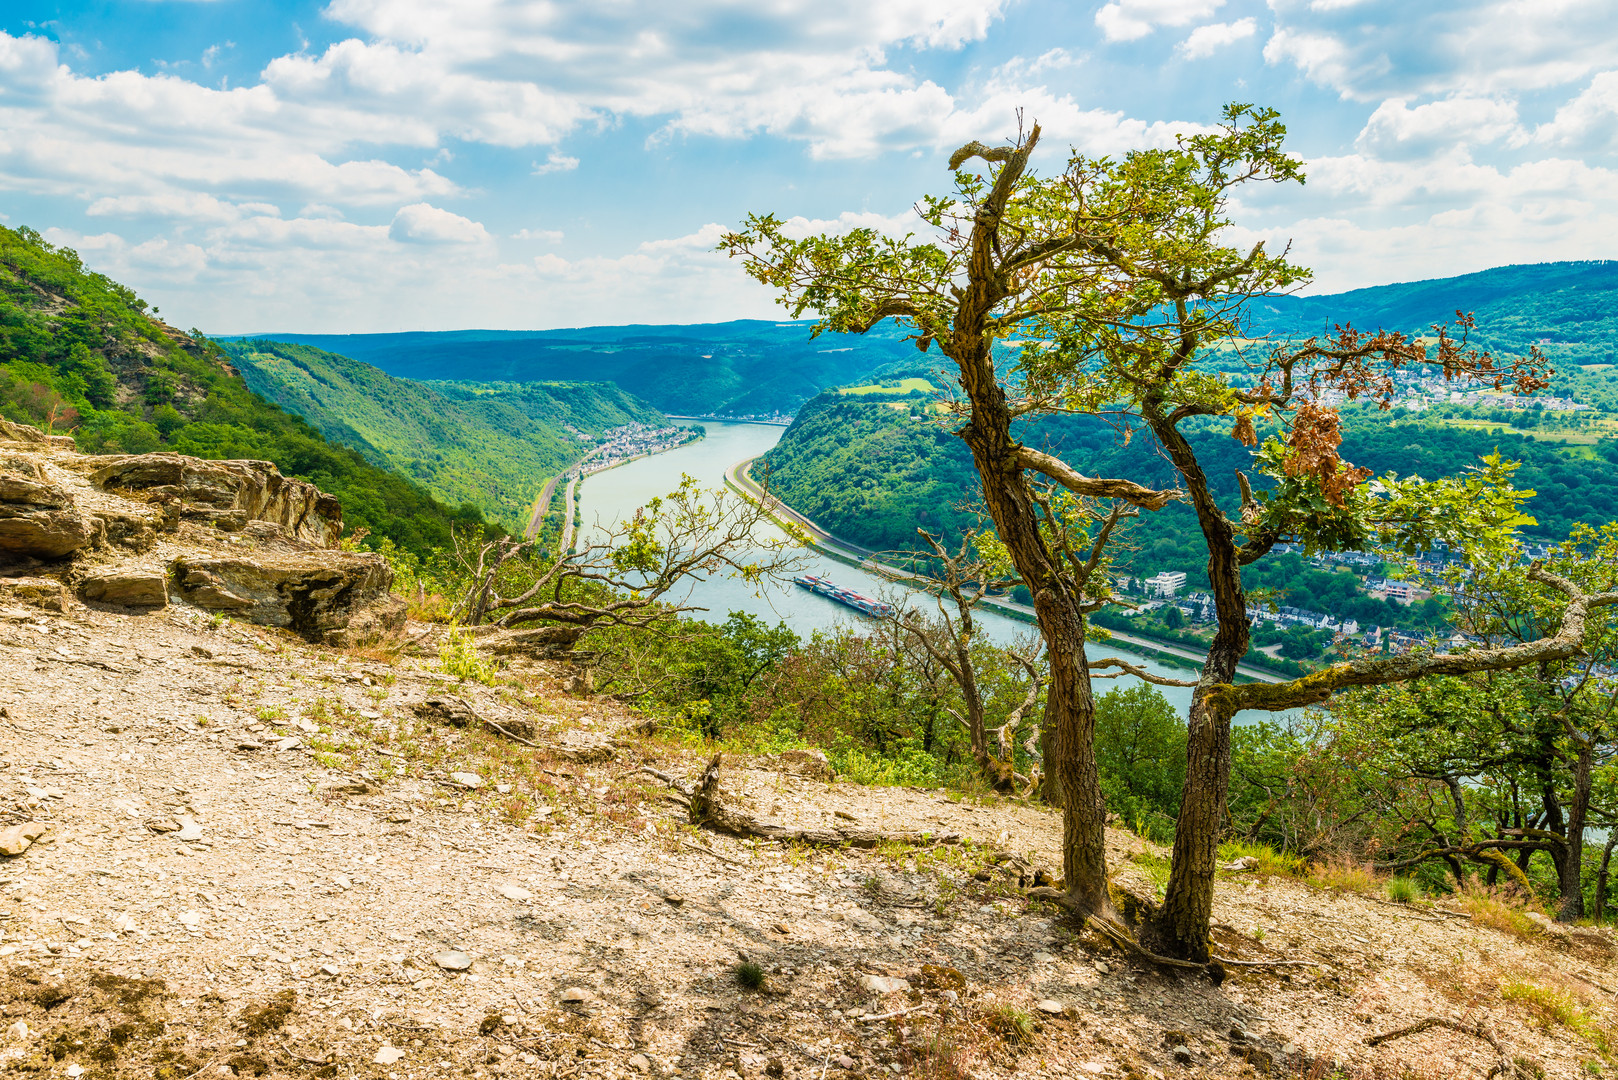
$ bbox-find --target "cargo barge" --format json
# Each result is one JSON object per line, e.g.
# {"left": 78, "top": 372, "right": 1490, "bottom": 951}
{"left": 792, "top": 575, "right": 895, "bottom": 618}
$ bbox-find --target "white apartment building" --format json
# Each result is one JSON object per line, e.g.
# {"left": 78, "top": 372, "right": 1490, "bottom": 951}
{"left": 1144, "top": 571, "right": 1187, "bottom": 598}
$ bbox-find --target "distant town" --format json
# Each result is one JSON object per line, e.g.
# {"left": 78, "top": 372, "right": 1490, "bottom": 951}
{"left": 564, "top": 422, "right": 702, "bottom": 477}
{"left": 1112, "top": 535, "right": 1565, "bottom": 661}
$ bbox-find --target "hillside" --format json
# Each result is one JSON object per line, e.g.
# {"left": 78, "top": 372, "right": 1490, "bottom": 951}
{"left": 240, "top": 321, "right": 922, "bottom": 418}
{"left": 220, "top": 339, "right": 666, "bottom": 530}
{"left": 761, "top": 389, "right": 1618, "bottom": 582}
{"left": 0, "top": 226, "right": 483, "bottom": 556}
{"left": 1246, "top": 260, "right": 1618, "bottom": 369}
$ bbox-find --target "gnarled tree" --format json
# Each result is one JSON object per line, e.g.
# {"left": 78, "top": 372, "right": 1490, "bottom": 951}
{"left": 724, "top": 104, "right": 1589, "bottom": 961}
{"left": 882, "top": 529, "right": 1046, "bottom": 791}
{"left": 451, "top": 475, "right": 807, "bottom": 657}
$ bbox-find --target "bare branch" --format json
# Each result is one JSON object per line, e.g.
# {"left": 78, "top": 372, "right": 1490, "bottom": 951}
{"left": 1016, "top": 446, "right": 1182, "bottom": 510}
{"left": 1211, "top": 566, "right": 1618, "bottom": 714}
{"left": 1088, "top": 656, "right": 1201, "bottom": 688}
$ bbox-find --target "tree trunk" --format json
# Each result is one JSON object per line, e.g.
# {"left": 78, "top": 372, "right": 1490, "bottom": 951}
{"left": 1039, "top": 722, "right": 1064, "bottom": 806}
{"left": 1595, "top": 832, "right": 1617, "bottom": 923}
{"left": 1143, "top": 392, "right": 1252, "bottom": 961}
{"left": 936, "top": 132, "right": 1111, "bottom": 915}
{"left": 1151, "top": 648, "right": 1238, "bottom": 961}
{"left": 956, "top": 398, "right": 1108, "bottom": 910}
{"left": 1558, "top": 742, "right": 1593, "bottom": 922}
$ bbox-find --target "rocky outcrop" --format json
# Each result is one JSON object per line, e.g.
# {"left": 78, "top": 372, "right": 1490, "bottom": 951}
{"left": 90, "top": 454, "right": 343, "bottom": 548}
{"left": 81, "top": 567, "right": 169, "bottom": 608}
{"left": 0, "top": 577, "right": 68, "bottom": 612}
{"left": 0, "top": 420, "right": 400, "bottom": 647}
{"left": 171, "top": 552, "right": 405, "bottom": 646}
{"left": 0, "top": 418, "right": 76, "bottom": 451}
{"left": 0, "top": 458, "right": 100, "bottom": 560}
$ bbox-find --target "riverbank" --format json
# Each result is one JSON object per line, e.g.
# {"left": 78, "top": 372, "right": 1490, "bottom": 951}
{"left": 726, "top": 455, "right": 1291, "bottom": 686}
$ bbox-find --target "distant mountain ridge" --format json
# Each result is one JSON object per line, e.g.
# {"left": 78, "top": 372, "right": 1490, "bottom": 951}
{"left": 235, "top": 262, "right": 1618, "bottom": 420}
{"left": 226, "top": 320, "right": 921, "bottom": 418}
{"left": 1244, "top": 260, "right": 1618, "bottom": 363}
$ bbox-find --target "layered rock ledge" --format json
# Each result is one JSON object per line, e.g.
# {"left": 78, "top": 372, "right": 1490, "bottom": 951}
{"left": 0, "top": 420, "right": 396, "bottom": 646}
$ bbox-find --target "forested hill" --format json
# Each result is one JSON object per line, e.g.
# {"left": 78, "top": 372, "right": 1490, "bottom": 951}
{"left": 761, "top": 390, "right": 1618, "bottom": 581}
{"left": 237, "top": 321, "right": 919, "bottom": 418}
{"left": 0, "top": 225, "right": 484, "bottom": 556}
{"left": 220, "top": 339, "right": 663, "bottom": 531}
{"left": 1245, "top": 260, "right": 1618, "bottom": 366}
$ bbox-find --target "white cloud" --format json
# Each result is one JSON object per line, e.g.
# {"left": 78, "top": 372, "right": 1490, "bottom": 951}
{"left": 1533, "top": 70, "right": 1618, "bottom": 151}
{"left": 1178, "top": 18, "right": 1256, "bottom": 59}
{"left": 512, "top": 227, "right": 564, "bottom": 242}
{"left": 531, "top": 153, "right": 579, "bottom": 175}
{"left": 388, "top": 203, "right": 491, "bottom": 244}
{"left": 86, "top": 192, "right": 265, "bottom": 223}
{"left": 1354, "top": 97, "right": 1520, "bottom": 160}
{"left": 1264, "top": 0, "right": 1618, "bottom": 101}
{"left": 1095, "top": 0, "right": 1224, "bottom": 43}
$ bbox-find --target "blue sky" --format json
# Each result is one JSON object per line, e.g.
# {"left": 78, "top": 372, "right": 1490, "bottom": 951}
{"left": 3, "top": 0, "right": 1616, "bottom": 333}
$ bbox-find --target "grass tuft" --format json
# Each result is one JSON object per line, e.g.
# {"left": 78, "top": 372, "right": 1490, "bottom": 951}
{"left": 438, "top": 627, "right": 502, "bottom": 685}
{"left": 735, "top": 961, "right": 765, "bottom": 991}
{"left": 1454, "top": 880, "right": 1544, "bottom": 941}
{"left": 983, "top": 1004, "right": 1033, "bottom": 1045}
{"left": 1217, "top": 840, "right": 1306, "bottom": 879}
{"left": 1306, "top": 854, "right": 1381, "bottom": 895}
{"left": 1385, "top": 876, "right": 1422, "bottom": 904}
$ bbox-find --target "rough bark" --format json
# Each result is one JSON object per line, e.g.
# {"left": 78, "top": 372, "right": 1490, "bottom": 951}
{"left": 1142, "top": 394, "right": 1251, "bottom": 963}
{"left": 937, "top": 126, "right": 1114, "bottom": 915}
{"left": 1595, "top": 832, "right": 1618, "bottom": 922}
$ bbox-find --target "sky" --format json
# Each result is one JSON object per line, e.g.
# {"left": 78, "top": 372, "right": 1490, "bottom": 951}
{"left": 2, "top": 0, "right": 1616, "bottom": 333}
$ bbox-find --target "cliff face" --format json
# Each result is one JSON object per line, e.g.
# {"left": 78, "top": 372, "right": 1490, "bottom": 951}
{"left": 0, "top": 419, "right": 398, "bottom": 646}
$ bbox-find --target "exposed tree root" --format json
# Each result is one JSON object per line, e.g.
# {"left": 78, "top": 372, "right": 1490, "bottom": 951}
{"left": 1366, "top": 1017, "right": 1539, "bottom": 1079}
{"left": 677, "top": 754, "right": 960, "bottom": 849}
{"left": 1026, "top": 886, "right": 1220, "bottom": 981}
{"left": 481, "top": 717, "right": 543, "bottom": 748}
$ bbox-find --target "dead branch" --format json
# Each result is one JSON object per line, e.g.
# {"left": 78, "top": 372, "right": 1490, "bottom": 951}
{"left": 992, "top": 644, "right": 1045, "bottom": 762}
{"left": 1365, "top": 1016, "right": 1536, "bottom": 1079}
{"left": 681, "top": 839, "right": 746, "bottom": 866}
{"left": 1088, "top": 656, "right": 1200, "bottom": 687}
{"left": 637, "top": 765, "right": 695, "bottom": 798}
{"left": 687, "top": 754, "right": 959, "bottom": 848}
{"left": 482, "top": 718, "right": 542, "bottom": 749}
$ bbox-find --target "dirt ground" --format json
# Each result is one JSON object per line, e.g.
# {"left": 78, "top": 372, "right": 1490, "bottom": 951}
{"left": 1, "top": 597, "right": 1614, "bottom": 1080}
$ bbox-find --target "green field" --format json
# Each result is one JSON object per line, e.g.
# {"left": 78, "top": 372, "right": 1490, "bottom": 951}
{"left": 837, "top": 377, "right": 935, "bottom": 395}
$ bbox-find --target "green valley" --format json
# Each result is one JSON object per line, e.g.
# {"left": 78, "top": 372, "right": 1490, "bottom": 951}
{"left": 219, "top": 339, "right": 669, "bottom": 531}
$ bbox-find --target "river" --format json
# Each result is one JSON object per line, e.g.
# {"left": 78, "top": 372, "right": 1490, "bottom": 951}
{"left": 577, "top": 419, "right": 1272, "bottom": 721}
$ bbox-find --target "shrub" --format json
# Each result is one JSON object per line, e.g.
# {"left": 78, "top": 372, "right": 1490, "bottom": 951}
{"left": 438, "top": 627, "right": 501, "bottom": 685}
